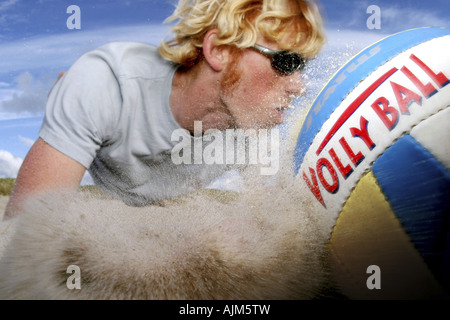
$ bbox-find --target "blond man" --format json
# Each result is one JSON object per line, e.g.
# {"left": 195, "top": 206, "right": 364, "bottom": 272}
{"left": 4, "top": 0, "right": 324, "bottom": 219}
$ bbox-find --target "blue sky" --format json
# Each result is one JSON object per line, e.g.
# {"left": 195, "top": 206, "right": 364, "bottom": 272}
{"left": 0, "top": 0, "right": 449, "bottom": 178}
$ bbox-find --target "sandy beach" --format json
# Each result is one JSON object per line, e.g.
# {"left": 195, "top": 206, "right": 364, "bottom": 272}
{"left": 0, "top": 182, "right": 333, "bottom": 299}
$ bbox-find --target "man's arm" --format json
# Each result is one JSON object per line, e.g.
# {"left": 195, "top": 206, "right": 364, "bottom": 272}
{"left": 3, "top": 138, "right": 86, "bottom": 220}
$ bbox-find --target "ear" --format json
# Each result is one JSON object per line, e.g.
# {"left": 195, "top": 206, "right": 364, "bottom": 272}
{"left": 202, "top": 29, "right": 230, "bottom": 72}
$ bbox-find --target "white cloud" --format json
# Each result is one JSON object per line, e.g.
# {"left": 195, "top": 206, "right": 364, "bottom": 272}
{"left": 18, "top": 135, "right": 34, "bottom": 147}
{"left": 0, "top": 0, "right": 20, "bottom": 12}
{"left": 0, "top": 23, "right": 171, "bottom": 76}
{"left": 0, "top": 149, "right": 22, "bottom": 178}
{"left": 0, "top": 0, "right": 22, "bottom": 28}
{"left": 0, "top": 71, "right": 52, "bottom": 116}
{"left": 0, "top": 87, "right": 16, "bottom": 105}
{"left": 381, "top": 6, "right": 448, "bottom": 31}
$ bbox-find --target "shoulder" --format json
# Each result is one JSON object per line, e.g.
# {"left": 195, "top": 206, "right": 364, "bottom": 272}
{"left": 84, "top": 42, "right": 176, "bottom": 79}
{"left": 94, "top": 42, "right": 158, "bottom": 61}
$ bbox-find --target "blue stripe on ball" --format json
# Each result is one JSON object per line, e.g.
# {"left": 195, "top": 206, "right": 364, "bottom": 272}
{"left": 372, "top": 134, "right": 450, "bottom": 290}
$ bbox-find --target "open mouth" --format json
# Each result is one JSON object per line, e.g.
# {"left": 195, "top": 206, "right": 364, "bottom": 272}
{"left": 276, "top": 94, "right": 297, "bottom": 112}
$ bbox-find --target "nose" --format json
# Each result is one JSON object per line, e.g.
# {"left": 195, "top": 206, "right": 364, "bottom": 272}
{"left": 276, "top": 74, "right": 306, "bottom": 108}
{"left": 283, "top": 72, "right": 306, "bottom": 101}
{"left": 283, "top": 73, "right": 305, "bottom": 98}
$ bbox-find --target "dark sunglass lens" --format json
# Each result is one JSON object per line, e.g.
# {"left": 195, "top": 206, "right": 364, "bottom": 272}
{"left": 272, "top": 52, "right": 305, "bottom": 75}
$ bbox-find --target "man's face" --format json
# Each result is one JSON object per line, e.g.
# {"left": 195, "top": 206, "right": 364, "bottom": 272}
{"left": 219, "top": 39, "right": 305, "bottom": 129}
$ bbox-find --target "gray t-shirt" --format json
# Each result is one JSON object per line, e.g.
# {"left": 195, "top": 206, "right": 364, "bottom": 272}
{"left": 40, "top": 42, "right": 228, "bottom": 206}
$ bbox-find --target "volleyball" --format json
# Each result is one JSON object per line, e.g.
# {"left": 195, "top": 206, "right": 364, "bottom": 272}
{"left": 292, "top": 27, "right": 450, "bottom": 299}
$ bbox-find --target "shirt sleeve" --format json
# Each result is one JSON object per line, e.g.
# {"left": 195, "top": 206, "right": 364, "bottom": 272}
{"left": 39, "top": 46, "right": 123, "bottom": 169}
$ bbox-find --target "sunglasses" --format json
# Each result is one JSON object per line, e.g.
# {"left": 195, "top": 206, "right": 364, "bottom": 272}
{"left": 250, "top": 44, "right": 306, "bottom": 75}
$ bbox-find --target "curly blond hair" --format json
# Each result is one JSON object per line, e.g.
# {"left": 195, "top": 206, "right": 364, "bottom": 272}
{"left": 158, "top": 0, "right": 325, "bottom": 67}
